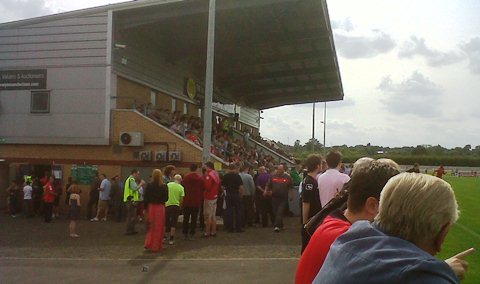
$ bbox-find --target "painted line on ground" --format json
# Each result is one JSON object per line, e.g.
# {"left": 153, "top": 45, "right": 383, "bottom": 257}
{"left": 455, "top": 222, "right": 480, "bottom": 240}
{"left": 0, "top": 257, "right": 299, "bottom": 262}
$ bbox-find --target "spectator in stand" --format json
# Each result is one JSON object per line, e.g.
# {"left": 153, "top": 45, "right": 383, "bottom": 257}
{"left": 43, "top": 176, "right": 57, "bottom": 223}
{"left": 182, "top": 164, "right": 204, "bottom": 240}
{"left": 300, "top": 154, "right": 323, "bottom": 253}
{"left": 68, "top": 182, "right": 81, "bottom": 238}
{"left": 86, "top": 172, "right": 100, "bottom": 220}
{"left": 267, "top": 164, "right": 293, "bottom": 232}
{"left": 91, "top": 173, "right": 111, "bottom": 222}
{"left": 203, "top": 161, "right": 221, "bottom": 237}
{"left": 313, "top": 173, "right": 473, "bottom": 284}
{"left": 296, "top": 159, "right": 400, "bottom": 284}
{"left": 144, "top": 169, "right": 168, "bottom": 252}
{"left": 406, "top": 163, "right": 420, "bottom": 173}
{"left": 165, "top": 174, "right": 185, "bottom": 245}
{"left": 239, "top": 164, "right": 255, "bottom": 228}
{"left": 435, "top": 164, "right": 446, "bottom": 179}
{"left": 23, "top": 180, "right": 34, "bottom": 218}
{"left": 317, "top": 151, "right": 350, "bottom": 207}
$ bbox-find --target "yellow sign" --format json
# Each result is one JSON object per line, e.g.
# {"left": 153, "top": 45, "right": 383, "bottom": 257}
{"left": 186, "top": 78, "right": 197, "bottom": 100}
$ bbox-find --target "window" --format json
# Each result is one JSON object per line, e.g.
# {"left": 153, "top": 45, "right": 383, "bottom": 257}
{"left": 183, "top": 102, "right": 188, "bottom": 114}
{"left": 31, "top": 91, "right": 50, "bottom": 113}
{"left": 171, "top": 98, "right": 176, "bottom": 111}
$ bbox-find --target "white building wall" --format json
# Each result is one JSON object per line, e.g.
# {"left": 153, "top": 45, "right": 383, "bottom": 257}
{"left": 0, "top": 13, "right": 110, "bottom": 145}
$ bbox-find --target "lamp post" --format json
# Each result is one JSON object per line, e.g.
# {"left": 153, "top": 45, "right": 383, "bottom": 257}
{"left": 311, "top": 102, "right": 315, "bottom": 152}
{"left": 202, "top": 0, "right": 216, "bottom": 164}
{"left": 320, "top": 102, "right": 327, "bottom": 155}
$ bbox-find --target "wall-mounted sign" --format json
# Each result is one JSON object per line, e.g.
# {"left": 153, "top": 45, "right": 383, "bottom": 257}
{"left": 184, "top": 77, "right": 204, "bottom": 101}
{"left": 0, "top": 69, "right": 47, "bottom": 90}
{"left": 71, "top": 165, "right": 98, "bottom": 185}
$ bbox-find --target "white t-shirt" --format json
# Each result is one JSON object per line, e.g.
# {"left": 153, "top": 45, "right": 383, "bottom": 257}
{"left": 317, "top": 169, "right": 350, "bottom": 207}
{"left": 23, "top": 185, "right": 33, "bottom": 200}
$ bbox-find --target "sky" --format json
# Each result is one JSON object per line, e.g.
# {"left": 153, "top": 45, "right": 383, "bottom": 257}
{"left": 1, "top": 0, "right": 479, "bottom": 149}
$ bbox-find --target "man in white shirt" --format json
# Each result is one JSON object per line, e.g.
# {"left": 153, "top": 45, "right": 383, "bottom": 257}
{"left": 91, "top": 174, "right": 112, "bottom": 222}
{"left": 23, "top": 180, "right": 34, "bottom": 218}
{"left": 317, "top": 150, "right": 350, "bottom": 207}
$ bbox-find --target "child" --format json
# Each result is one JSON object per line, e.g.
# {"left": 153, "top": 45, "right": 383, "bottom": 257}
{"left": 68, "top": 182, "right": 81, "bottom": 238}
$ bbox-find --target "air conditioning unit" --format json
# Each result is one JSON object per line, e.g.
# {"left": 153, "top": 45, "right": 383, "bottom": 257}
{"left": 139, "top": 151, "right": 152, "bottom": 161}
{"left": 119, "top": 132, "right": 144, "bottom": 146}
{"left": 169, "top": 151, "right": 182, "bottom": 161}
{"left": 155, "top": 151, "right": 167, "bottom": 162}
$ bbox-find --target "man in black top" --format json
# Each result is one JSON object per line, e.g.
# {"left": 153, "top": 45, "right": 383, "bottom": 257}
{"left": 301, "top": 154, "right": 323, "bottom": 252}
{"left": 86, "top": 172, "right": 101, "bottom": 220}
{"left": 222, "top": 163, "right": 244, "bottom": 232}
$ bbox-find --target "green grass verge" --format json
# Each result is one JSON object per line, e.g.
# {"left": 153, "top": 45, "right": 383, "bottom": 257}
{"left": 437, "top": 177, "right": 479, "bottom": 284}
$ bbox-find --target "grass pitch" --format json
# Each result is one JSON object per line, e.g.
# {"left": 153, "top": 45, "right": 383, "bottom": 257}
{"left": 438, "top": 176, "right": 479, "bottom": 284}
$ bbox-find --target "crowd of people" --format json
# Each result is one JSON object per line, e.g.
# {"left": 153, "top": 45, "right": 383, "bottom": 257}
{"left": 4, "top": 149, "right": 475, "bottom": 283}
{"left": 295, "top": 152, "right": 474, "bottom": 284}
{"left": 136, "top": 103, "right": 292, "bottom": 165}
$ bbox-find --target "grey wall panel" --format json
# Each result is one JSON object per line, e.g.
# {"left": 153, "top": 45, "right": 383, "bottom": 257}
{"left": 0, "top": 24, "right": 108, "bottom": 37}
{"left": 239, "top": 106, "right": 260, "bottom": 128}
{"left": 0, "top": 113, "right": 105, "bottom": 138}
{"left": 47, "top": 66, "right": 107, "bottom": 90}
{"left": 0, "top": 57, "right": 107, "bottom": 68}
{"left": 21, "top": 14, "right": 108, "bottom": 29}
{"left": 50, "top": 90, "right": 106, "bottom": 114}
{"left": 0, "top": 32, "right": 107, "bottom": 45}
{"left": 0, "top": 48, "right": 107, "bottom": 60}
{"left": 0, "top": 41, "right": 107, "bottom": 52}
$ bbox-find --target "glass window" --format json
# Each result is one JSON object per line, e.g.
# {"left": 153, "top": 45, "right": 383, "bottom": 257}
{"left": 31, "top": 91, "right": 50, "bottom": 113}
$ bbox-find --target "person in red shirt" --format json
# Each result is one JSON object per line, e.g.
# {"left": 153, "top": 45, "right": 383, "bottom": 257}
{"left": 43, "top": 176, "right": 58, "bottom": 223}
{"left": 203, "top": 161, "right": 220, "bottom": 237}
{"left": 182, "top": 164, "right": 205, "bottom": 240}
{"left": 435, "top": 164, "right": 446, "bottom": 179}
{"left": 296, "top": 159, "right": 400, "bottom": 284}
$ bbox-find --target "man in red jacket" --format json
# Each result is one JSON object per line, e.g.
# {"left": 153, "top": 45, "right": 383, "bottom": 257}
{"left": 182, "top": 164, "right": 204, "bottom": 240}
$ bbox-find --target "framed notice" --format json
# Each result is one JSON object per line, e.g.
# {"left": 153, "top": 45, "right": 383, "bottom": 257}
{"left": 0, "top": 69, "right": 47, "bottom": 90}
{"left": 71, "top": 165, "right": 98, "bottom": 185}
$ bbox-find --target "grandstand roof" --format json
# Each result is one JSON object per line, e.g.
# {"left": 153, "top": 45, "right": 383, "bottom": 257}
{"left": 1, "top": 0, "right": 343, "bottom": 110}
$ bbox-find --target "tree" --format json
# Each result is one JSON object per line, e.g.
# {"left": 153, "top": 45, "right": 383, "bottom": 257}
{"left": 411, "top": 145, "right": 428, "bottom": 156}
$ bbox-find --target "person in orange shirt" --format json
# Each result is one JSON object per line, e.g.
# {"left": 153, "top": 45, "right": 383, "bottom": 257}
{"left": 43, "top": 176, "right": 57, "bottom": 223}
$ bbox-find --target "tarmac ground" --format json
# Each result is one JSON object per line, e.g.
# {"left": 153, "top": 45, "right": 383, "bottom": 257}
{"left": 0, "top": 212, "right": 301, "bottom": 283}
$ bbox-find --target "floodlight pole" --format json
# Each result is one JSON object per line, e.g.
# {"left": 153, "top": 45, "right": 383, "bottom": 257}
{"left": 323, "top": 102, "right": 327, "bottom": 155}
{"left": 311, "top": 102, "right": 315, "bottom": 152}
{"left": 202, "top": 0, "right": 216, "bottom": 165}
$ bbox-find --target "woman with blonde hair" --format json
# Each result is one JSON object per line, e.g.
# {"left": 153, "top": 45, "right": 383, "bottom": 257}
{"left": 68, "top": 181, "right": 81, "bottom": 237}
{"left": 144, "top": 169, "right": 169, "bottom": 252}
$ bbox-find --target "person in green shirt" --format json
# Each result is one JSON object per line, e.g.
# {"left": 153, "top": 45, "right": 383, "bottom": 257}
{"left": 165, "top": 174, "right": 185, "bottom": 245}
{"left": 124, "top": 169, "right": 145, "bottom": 235}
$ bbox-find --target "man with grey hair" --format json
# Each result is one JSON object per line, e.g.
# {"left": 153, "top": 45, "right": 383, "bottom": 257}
{"left": 314, "top": 173, "right": 474, "bottom": 284}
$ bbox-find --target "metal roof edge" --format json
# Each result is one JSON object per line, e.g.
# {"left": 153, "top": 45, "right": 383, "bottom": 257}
{"left": 0, "top": 0, "right": 185, "bottom": 30}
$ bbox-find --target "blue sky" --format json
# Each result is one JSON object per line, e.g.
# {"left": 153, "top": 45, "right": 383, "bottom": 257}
{"left": 1, "top": 0, "right": 479, "bottom": 149}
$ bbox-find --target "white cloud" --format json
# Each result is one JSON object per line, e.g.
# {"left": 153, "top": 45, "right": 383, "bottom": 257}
{"left": 378, "top": 71, "right": 444, "bottom": 117}
{"left": 0, "top": 0, "right": 52, "bottom": 23}
{"left": 334, "top": 29, "right": 396, "bottom": 59}
{"left": 460, "top": 37, "right": 480, "bottom": 74}
{"left": 398, "top": 36, "right": 463, "bottom": 67}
